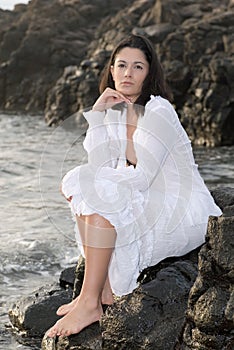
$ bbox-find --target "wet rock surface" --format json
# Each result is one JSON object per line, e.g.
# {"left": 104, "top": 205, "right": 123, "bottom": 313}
{"left": 8, "top": 284, "right": 73, "bottom": 336}
{"left": 8, "top": 187, "right": 233, "bottom": 349}
{"left": 0, "top": 0, "right": 233, "bottom": 146}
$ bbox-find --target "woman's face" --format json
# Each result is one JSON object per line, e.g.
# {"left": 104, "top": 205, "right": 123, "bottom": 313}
{"left": 111, "top": 47, "right": 149, "bottom": 102}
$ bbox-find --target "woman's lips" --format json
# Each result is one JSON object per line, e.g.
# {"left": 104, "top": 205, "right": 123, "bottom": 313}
{"left": 121, "top": 81, "right": 134, "bottom": 85}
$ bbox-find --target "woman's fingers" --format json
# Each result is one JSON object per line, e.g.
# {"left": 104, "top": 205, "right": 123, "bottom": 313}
{"left": 105, "top": 88, "right": 131, "bottom": 104}
{"left": 92, "top": 88, "right": 131, "bottom": 111}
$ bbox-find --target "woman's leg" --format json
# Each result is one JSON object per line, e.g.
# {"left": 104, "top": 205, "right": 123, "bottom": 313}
{"left": 78, "top": 214, "right": 114, "bottom": 304}
{"left": 101, "top": 274, "right": 114, "bottom": 305}
{"left": 56, "top": 275, "right": 114, "bottom": 317}
{"left": 47, "top": 214, "right": 116, "bottom": 337}
{"left": 56, "top": 215, "right": 114, "bottom": 316}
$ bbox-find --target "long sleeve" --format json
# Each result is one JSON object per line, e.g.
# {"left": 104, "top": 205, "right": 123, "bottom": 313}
{"left": 83, "top": 109, "right": 113, "bottom": 167}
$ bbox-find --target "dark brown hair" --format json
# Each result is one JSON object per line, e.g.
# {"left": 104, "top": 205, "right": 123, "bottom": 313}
{"left": 99, "top": 34, "right": 172, "bottom": 107}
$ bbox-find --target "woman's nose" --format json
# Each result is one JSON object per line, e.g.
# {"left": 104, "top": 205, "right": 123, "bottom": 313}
{"left": 124, "top": 66, "right": 132, "bottom": 77}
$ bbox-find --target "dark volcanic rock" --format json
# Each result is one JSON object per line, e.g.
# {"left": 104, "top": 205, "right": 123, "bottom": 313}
{"left": 0, "top": 0, "right": 131, "bottom": 113}
{"left": 44, "top": 0, "right": 234, "bottom": 146}
{"left": 101, "top": 260, "right": 198, "bottom": 350}
{"left": 39, "top": 254, "right": 199, "bottom": 350}
{"left": 175, "top": 187, "right": 234, "bottom": 350}
{"left": 9, "top": 250, "right": 200, "bottom": 349}
{"left": 0, "top": 0, "right": 233, "bottom": 146}
{"left": 8, "top": 283, "right": 73, "bottom": 337}
{"left": 8, "top": 187, "right": 233, "bottom": 349}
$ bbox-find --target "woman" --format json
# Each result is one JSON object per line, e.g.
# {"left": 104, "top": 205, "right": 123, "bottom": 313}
{"left": 47, "top": 35, "right": 222, "bottom": 337}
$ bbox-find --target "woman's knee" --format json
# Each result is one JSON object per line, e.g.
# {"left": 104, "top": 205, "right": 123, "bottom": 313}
{"left": 87, "top": 214, "right": 114, "bottom": 229}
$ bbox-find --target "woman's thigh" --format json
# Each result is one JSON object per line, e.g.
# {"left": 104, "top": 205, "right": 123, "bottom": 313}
{"left": 76, "top": 214, "right": 116, "bottom": 248}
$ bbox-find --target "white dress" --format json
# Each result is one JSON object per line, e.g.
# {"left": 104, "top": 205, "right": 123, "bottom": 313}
{"left": 61, "top": 95, "right": 222, "bottom": 296}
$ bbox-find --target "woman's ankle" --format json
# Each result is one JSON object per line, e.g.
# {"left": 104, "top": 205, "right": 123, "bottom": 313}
{"left": 78, "top": 292, "right": 102, "bottom": 309}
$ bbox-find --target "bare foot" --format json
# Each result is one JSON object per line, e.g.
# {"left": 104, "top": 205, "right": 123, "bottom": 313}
{"left": 56, "top": 298, "right": 77, "bottom": 316}
{"left": 57, "top": 291, "right": 114, "bottom": 316}
{"left": 47, "top": 297, "right": 103, "bottom": 337}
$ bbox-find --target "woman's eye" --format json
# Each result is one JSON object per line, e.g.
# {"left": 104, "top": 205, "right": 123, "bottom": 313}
{"left": 135, "top": 65, "right": 143, "bottom": 70}
{"left": 118, "top": 64, "right": 125, "bottom": 68}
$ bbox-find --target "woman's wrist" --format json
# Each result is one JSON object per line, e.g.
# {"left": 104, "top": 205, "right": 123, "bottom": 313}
{"left": 83, "top": 109, "right": 106, "bottom": 126}
{"left": 92, "top": 105, "right": 105, "bottom": 112}
{"left": 92, "top": 101, "right": 106, "bottom": 112}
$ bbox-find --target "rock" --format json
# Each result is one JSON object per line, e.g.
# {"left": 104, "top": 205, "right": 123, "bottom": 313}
{"left": 45, "top": 0, "right": 234, "bottom": 146}
{"left": 101, "top": 260, "right": 198, "bottom": 350}
{"left": 8, "top": 188, "right": 233, "bottom": 349}
{"left": 175, "top": 187, "right": 234, "bottom": 349}
{"left": 39, "top": 254, "right": 199, "bottom": 350}
{"left": 159, "top": 2, "right": 234, "bottom": 146}
{"left": 8, "top": 250, "right": 200, "bottom": 349}
{"left": 44, "top": 53, "right": 105, "bottom": 126}
{"left": 0, "top": 0, "right": 233, "bottom": 146}
{"left": 59, "top": 265, "right": 76, "bottom": 289}
{"left": 41, "top": 321, "right": 102, "bottom": 350}
{"left": 0, "top": 0, "right": 130, "bottom": 113}
{"left": 8, "top": 284, "right": 73, "bottom": 339}
{"left": 154, "top": 0, "right": 234, "bottom": 146}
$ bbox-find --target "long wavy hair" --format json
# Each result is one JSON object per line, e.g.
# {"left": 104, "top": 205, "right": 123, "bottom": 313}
{"left": 99, "top": 34, "right": 172, "bottom": 111}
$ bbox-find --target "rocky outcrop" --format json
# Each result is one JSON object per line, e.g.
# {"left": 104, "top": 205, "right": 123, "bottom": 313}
{"left": 175, "top": 187, "right": 234, "bottom": 350}
{"left": 44, "top": 0, "right": 234, "bottom": 146}
{"left": 8, "top": 187, "right": 233, "bottom": 350}
{"left": 0, "top": 0, "right": 131, "bottom": 113}
{"left": 9, "top": 251, "right": 199, "bottom": 349}
{"left": 0, "top": 0, "right": 233, "bottom": 146}
{"left": 44, "top": 0, "right": 155, "bottom": 126}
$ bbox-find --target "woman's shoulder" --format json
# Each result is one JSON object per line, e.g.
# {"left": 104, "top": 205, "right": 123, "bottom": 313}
{"left": 146, "top": 95, "right": 174, "bottom": 111}
{"left": 140, "top": 95, "right": 181, "bottom": 134}
{"left": 144, "top": 95, "right": 178, "bottom": 124}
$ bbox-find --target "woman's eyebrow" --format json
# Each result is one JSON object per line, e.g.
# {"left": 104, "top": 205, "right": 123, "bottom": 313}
{"left": 116, "top": 59, "right": 146, "bottom": 65}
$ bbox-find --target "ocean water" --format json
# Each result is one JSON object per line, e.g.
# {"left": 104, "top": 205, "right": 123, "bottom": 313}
{"left": 0, "top": 113, "right": 233, "bottom": 349}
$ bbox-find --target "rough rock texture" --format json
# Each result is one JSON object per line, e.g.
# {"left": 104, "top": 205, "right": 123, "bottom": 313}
{"left": 9, "top": 251, "right": 199, "bottom": 349}
{"left": 175, "top": 187, "right": 234, "bottom": 350}
{"left": 0, "top": 0, "right": 131, "bottom": 113}
{"left": 8, "top": 187, "right": 234, "bottom": 350}
{"left": 0, "top": 0, "right": 233, "bottom": 145}
{"left": 158, "top": 1, "right": 234, "bottom": 146}
{"left": 45, "top": 0, "right": 234, "bottom": 146}
{"left": 8, "top": 284, "right": 72, "bottom": 336}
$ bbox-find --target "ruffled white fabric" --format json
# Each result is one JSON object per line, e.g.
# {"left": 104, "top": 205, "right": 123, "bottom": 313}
{"left": 61, "top": 95, "right": 222, "bottom": 296}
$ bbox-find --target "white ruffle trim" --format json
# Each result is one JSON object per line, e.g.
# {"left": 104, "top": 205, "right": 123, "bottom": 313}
{"left": 61, "top": 163, "right": 222, "bottom": 296}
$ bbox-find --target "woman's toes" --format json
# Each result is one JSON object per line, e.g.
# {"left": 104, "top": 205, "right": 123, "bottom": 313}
{"left": 46, "top": 327, "right": 57, "bottom": 338}
{"left": 56, "top": 306, "right": 65, "bottom": 315}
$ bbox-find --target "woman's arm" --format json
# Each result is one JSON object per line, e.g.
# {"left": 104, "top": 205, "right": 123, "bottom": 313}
{"left": 83, "top": 88, "right": 131, "bottom": 168}
{"left": 82, "top": 109, "right": 112, "bottom": 167}
{"left": 99, "top": 104, "right": 179, "bottom": 191}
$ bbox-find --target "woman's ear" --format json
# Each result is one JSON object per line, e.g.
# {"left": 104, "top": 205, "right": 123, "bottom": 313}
{"left": 110, "top": 65, "right": 114, "bottom": 81}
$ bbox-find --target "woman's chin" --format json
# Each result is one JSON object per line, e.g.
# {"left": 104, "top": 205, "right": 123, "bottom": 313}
{"left": 118, "top": 91, "right": 139, "bottom": 103}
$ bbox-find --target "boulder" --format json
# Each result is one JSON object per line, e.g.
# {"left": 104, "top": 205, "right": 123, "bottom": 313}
{"left": 8, "top": 284, "right": 73, "bottom": 336}
{"left": 175, "top": 187, "right": 234, "bottom": 349}
{"left": 9, "top": 251, "right": 199, "bottom": 349}
{"left": 8, "top": 187, "right": 234, "bottom": 349}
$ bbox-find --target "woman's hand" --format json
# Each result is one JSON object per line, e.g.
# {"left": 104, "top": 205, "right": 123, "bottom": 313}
{"left": 60, "top": 183, "right": 72, "bottom": 202}
{"left": 92, "top": 88, "right": 131, "bottom": 112}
